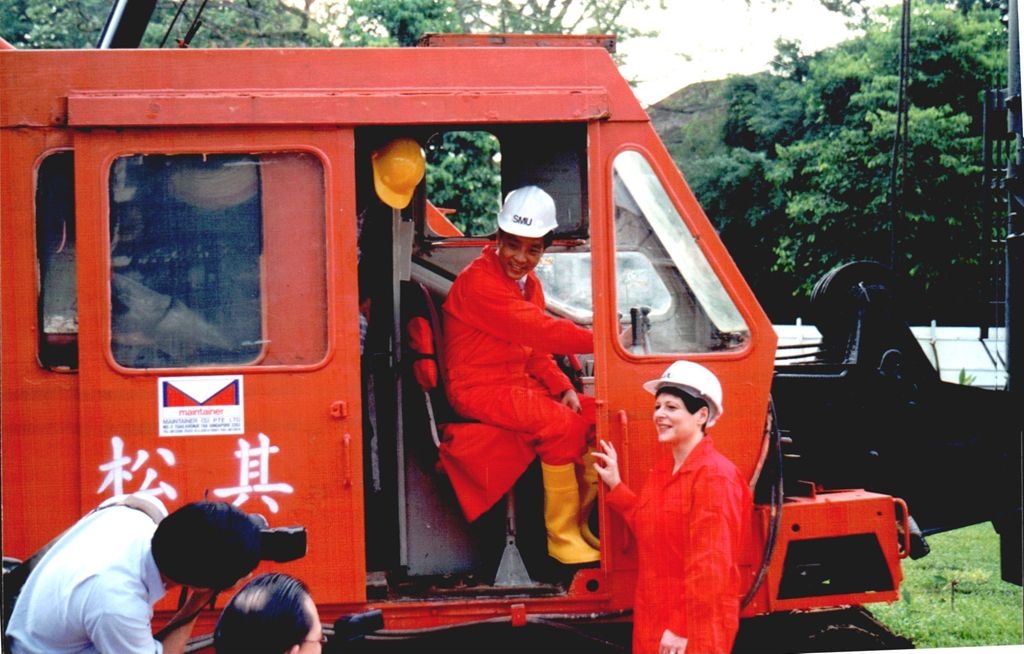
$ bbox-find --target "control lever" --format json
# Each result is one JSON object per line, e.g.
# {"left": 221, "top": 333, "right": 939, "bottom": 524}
{"left": 630, "top": 306, "right": 652, "bottom": 354}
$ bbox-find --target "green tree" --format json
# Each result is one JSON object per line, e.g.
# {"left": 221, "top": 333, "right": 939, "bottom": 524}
{"left": 171, "top": 0, "right": 331, "bottom": 47}
{"left": 1, "top": 0, "right": 105, "bottom": 48}
{"left": 1, "top": 0, "right": 672, "bottom": 48}
{"left": 329, "top": 0, "right": 663, "bottom": 48}
{"left": 329, "top": 0, "right": 462, "bottom": 47}
{"left": 2, "top": 0, "right": 661, "bottom": 238}
{"left": 425, "top": 131, "right": 502, "bottom": 235}
{"left": 677, "top": 2, "right": 1005, "bottom": 322}
{"left": 0, "top": 0, "right": 330, "bottom": 47}
{"left": 458, "top": 0, "right": 659, "bottom": 36}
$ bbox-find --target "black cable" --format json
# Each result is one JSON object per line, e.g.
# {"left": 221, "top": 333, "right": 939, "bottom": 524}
{"left": 887, "top": 0, "right": 913, "bottom": 271}
{"left": 163, "top": 0, "right": 211, "bottom": 48}
{"left": 362, "top": 609, "right": 633, "bottom": 639}
{"left": 741, "top": 395, "right": 784, "bottom": 609}
{"left": 159, "top": 0, "right": 190, "bottom": 47}
{"left": 527, "top": 617, "right": 628, "bottom": 652}
{"left": 362, "top": 616, "right": 511, "bottom": 639}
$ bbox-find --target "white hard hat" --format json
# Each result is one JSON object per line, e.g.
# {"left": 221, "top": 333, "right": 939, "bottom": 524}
{"left": 497, "top": 186, "right": 558, "bottom": 238}
{"left": 642, "top": 360, "right": 724, "bottom": 426}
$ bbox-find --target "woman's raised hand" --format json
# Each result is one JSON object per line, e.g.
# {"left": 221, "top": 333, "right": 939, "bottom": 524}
{"left": 658, "top": 629, "right": 688, "bottom": 654}
{"left": 591, "top": 439, "right": 621, "bottom": 490}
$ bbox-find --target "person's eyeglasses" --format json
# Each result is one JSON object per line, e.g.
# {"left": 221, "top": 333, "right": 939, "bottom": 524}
{"left": 303, "top": 634, "right": 328, "bottom": 645}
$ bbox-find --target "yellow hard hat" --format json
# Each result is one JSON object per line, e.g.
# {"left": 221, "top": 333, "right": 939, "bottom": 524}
{"left": 371, "top": 138, "right": 425, "bottom": 209}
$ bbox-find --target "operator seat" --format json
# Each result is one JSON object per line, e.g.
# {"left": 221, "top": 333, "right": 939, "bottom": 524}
{"left": 402, "top": 281, "right": 536, "bottom": 586}
{"left": 403, "top": 282, "right": 458, "bottom": 451}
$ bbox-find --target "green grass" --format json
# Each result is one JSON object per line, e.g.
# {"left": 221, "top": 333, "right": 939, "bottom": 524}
{"left": 870, "top": 523, "right": 1023, "bottom": 649}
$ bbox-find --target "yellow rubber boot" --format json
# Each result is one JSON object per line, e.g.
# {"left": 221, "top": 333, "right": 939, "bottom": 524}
{"left": 541, "top": 462, "right": 601, "bottom": 564}
{"left": 577, "top": 452, "right": 600, "bottom": 550}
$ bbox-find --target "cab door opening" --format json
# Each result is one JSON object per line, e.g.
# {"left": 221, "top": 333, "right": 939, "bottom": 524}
{"left": 355, "top": 124, "right": 597, "bottom": 598}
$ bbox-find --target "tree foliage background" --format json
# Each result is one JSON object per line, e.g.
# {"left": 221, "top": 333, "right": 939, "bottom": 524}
{"left": 666, "top": 0, "right": 1006, "bottom": 323}
{"left": 0, "top": 0, "right": 661, "bottom": 49}
{"left": 0, "top": 0, "right": 658, "bottom": 235}
{"left": 1, "top": 0, "right": 1007, "bottom": 322}
{"left": 425, "top": 130, "right": 503, "bottom": 236}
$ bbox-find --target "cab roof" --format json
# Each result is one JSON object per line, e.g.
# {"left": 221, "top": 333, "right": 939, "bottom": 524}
{"left": 0, "top": 41, "right": 648, "bottom": 128}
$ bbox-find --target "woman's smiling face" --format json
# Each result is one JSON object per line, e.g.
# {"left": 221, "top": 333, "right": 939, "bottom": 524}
{"left": 653, "top": 391, "right": 708, "bottom": 445}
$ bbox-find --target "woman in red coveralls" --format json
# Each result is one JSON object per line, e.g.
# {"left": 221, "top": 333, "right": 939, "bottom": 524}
{"left": 593, "top": 361, "right": 751, "bottom": 654}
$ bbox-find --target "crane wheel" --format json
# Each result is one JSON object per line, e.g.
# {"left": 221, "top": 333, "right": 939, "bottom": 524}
{"left": 808, "top": 260, "right": 893, "bottom": 344}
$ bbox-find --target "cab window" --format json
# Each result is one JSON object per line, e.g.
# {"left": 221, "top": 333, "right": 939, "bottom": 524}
{"left": 422, "top": 124, "right": 587, "bottom": 240}
{"left": 108, "top": 152, "right": 327, "bottom": 368}
{"left": 535, "top": 251, "right": 671, "bottom": 325}
{"left": 425, "top": 130, "right": 501, "bottom": 237}
{"left": 36, "top": 151, "right": 78, "bottom": 370}
{"left": 612, "top": 150, "right": 749, "bottom": 353}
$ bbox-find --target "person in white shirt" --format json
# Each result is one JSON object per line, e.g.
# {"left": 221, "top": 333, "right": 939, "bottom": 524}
{"left": 6, "top": 496, "right": 262, "bottom": 654}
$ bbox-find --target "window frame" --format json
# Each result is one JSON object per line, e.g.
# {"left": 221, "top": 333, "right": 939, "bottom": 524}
{"left": 607, "top": 145, "right": 754, "bottom": 358}
{"left": 34, "top": 148, "right": 79, "bottom": 372}
{"left": 95, "top": 143, "right": 337, "bottom": 375}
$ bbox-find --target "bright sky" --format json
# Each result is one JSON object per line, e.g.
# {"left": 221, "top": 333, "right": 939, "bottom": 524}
{"left": 616, "top": 0, "right": 865, "bottom": 106}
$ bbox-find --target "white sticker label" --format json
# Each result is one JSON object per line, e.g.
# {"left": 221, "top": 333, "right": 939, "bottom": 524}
{"left": 158, "top": 375, "right": 244, "bottom": 436}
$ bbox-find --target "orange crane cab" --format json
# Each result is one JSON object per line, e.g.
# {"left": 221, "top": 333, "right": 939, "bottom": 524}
{"left": 3, "top": 33, "right": 995, "bottom": 650}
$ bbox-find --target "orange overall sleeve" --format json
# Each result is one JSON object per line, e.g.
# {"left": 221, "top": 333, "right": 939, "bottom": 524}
{"left": 449, "top": 266, "right": 593, "bottom": 357}
{"left": 604, "top": 481, "right": 639, "bottom": 532}
{"left": 524, "top": 350, "right": 573, "bottom": 396}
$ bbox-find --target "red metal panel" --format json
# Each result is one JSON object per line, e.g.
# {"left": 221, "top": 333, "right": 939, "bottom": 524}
{"left": 70, "top": 126, "right": 365, "bottom": 608}
{"left": 65, "top": 89, "right": 610, "bottom": 127}
{"left": 763, "top": 490, "right": 903, "bottom": 613}
{"left": 590, "top": 120, "right": 778, "bottom": 490}
{"left": 260, "top": 152, "right": 329, "bottom": 364}
{"left": 1, "top": 48, "right": 647, "bottom": 128}
{"left": 586, "top": 119, "right": 779, "bottom": 627}
{"left": 1, "top": 130, "right": 85, "bottom": 557}
{"left": 416, "top": 33, "right": 617, "bottom": 52}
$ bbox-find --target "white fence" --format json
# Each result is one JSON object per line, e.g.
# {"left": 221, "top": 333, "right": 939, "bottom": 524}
{"left": 774, "top": 321, "right": 1008, "bottom": 389}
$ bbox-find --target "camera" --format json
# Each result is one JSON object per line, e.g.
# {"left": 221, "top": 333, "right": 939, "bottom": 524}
{"left": 247, "top": 514, "right": 307, "bottom": 563}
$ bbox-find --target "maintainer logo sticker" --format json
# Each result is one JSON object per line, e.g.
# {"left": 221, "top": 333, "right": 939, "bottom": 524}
{"left": 158, "top": 375, "right": 244, "bottom": 436}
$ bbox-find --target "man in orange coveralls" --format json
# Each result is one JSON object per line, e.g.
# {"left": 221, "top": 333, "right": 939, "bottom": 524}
{"left": 442, "top": 185, "right": 600, "bottom": 565}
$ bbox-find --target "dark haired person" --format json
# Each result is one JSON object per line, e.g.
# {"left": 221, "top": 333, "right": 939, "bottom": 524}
{"left": 441, "top": 185, "right": 601, "bottom": 564}
{"left": 214, "top": 573, "right": 323, "bottom": 654}
{"left": 6, "top": 496, "right": 262, "bottom": 654}
{"left": 593, "top": 361, "right": 752, "bottom": 654}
